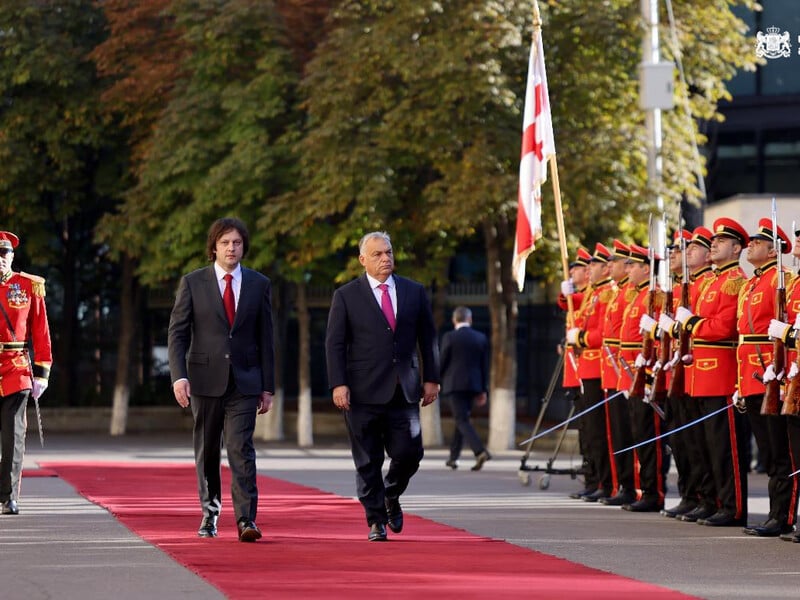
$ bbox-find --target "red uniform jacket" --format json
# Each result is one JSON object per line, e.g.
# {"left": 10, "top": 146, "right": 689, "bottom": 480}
{"left": 601, "top": 278, "right": 629, "bottom": 390}
{"left": 0, "top": 271, "right": 52, "bottom": 397}
{"left": 681, "top": 261, "right": 745, "bottom": 397}
{"left": 561, "top": 287, "right": 586, "bottom": 388}
{"left": 574, "top": 278, "right": 614, "bottom": 380}
{"left": 735, "top": 261, "right": 792, "bottom": 397}
{"left": 617, "top": 281, "right": 651, "bottom": 392}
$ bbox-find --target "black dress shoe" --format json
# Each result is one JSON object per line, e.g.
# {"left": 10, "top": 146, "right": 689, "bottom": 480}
{"left": 2, "top": 500, "right": 19, "bottom": 515}
{"left": 698, "top": 511, "right": 744, "bottom": 527}
{"left": 661, "top": 500, "right": 697, "bottom": 519}
{"left": 779, "top": 529, "right": 799, "bottom": 542}
{"left": 237, "top": 519, "right": 262, "bottom": 542}
{"left": 743, "top": 518, "right": 793, "bottom": 537}
{"left": 622, "top": 498, "right": 663, "bottom": 512}
{"left": 368, "top": 522, "right": 387, "bottom": 541}
{"left": 197, "top": 515, "right": 218, "bottom": 537}
{"left": 582, "top": 488, "right": 611, "bottom": 503}
{"left": 677, "top": 505, "right": 715, "bottom": 523}
{"left": 385, "top": 497, "right": 403, "bottom": 534}
{"left": 569, "top": 487, "right": 595, "bottom": 500}
{"left": 599, "top": 491, "right": 635, "bottom": 506}
{"left": 471, "top": 450, "right": 492, "bottom": 471}
{"left": 445, "top": 459, "right": 458, "bottom": 470}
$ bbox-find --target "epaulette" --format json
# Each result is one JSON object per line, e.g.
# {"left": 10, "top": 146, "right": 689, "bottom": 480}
{"left": 599, "top": 288, "right": 614, "bottom": 304}
{"left": 20, "top": 271, "right": 46, "bottom": 297}
{"left": 722, "top": 273, "right": 745, "bottom": 296}
{"left": 624, "top": 287, "right": 638, "bottom": 303}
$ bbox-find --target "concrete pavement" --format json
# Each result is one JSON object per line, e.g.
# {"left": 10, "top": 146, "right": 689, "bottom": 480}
{"left": 2, "top": 433, "right": 799, "bottom": 599}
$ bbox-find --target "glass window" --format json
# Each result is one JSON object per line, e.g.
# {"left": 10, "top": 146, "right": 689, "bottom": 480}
{"left": 708, "top": 133, "right": 758, "bottom": 201}
{"left": 764, "top": 129, "right": 800, "bottom": 192}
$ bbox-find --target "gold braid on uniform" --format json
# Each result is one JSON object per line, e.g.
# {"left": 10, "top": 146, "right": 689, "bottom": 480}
{"left": 624, "top": 287, "right": 638, "bottom": 303}
{"left": 20, "top": 271, "right": 46, "bottom": 297}
{"left": 723, "top": 273, "right": 745, "bottom": 298}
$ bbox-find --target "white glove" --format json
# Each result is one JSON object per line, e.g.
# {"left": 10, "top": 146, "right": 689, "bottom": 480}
{"left": 768, "top": 318, "right": 791, "bottom": 342}
{"left": 560, "top": 280, "right": 574, "bottom": 296}
{"left": 794, "top": 313, "right": 800, "bottom": 330}
{"left": 566, "top": 327, "right": 580, "bottom": 345}
{"left": 675, "top": 306, "right": 693, "bottom": 326}
{"left": 732, "top": 390, "right": 745, "bottom": 409}
{"left": 634, "top": 353, "right": 647, "bottom": 368}
{"left": 762, "top": 364, "right": 777, "bottom": 383}
{"left": 659, "top": 313, "right": 677, "bottom": 336}
{"left": 789, "top": 362, "right": 799, "bottom": 381}
{"left": 32, "top": 377, "right": 48, "bottom": 400}
{"left": 639, "top": 314, "right": 658, "bottom": 337}
{"left": 652, "top": 360, "right": 663, "bottom": 373}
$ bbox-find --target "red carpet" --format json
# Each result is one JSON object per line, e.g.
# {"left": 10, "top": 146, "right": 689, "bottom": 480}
{"left": 42, "top": 462, "right": 694, "bottom": 599}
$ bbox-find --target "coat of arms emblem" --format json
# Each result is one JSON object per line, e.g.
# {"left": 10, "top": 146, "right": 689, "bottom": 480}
{"left": 755, "top": 26, "right": 791, "bottom": 59}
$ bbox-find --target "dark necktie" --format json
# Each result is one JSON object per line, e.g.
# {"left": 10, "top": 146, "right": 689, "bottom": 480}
{"left": 223, "top": 273, "right": 235, "bottom": 327}
{"left": 378, "top": 283, "right": 396, "bottom": 331}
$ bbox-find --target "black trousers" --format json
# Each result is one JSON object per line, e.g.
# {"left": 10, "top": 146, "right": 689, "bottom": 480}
{"left": 629, "top": 394, "right": 666, "bottom": 504}
{"left": 191, "top": 370, "right": 259, "bottom": 523}
{"left": 679, "top": 397, "right": 717, "bottom": 509}
{"left": 445, "top": 391, "right": 486, "bottom": 461}
{"left": 0, "top": 391, "right": 27, "bottom": 502}
{"left": 344, "top": 386, "right": 424, "bottom": 526}
{"left": 665, "top": 393, "right": 692, "bottom": 503}
{"left": 580, "top": 379, "right": 612, "bottom": 493}
{"left": 606, "top": 389, "right": 635, "bottom": 493}
{"left": 745, "top": 395, "right": 797, "bottom": 525}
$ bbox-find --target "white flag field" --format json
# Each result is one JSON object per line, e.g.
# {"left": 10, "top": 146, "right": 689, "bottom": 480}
{"left": 513, "top": 29, "right": 556, "bottom": 292}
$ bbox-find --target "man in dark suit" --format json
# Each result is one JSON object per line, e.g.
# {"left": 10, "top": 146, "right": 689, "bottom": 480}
{"left": 168, "top": 217, "right": 274, "bottom": 542}
{"left": 325, "top": 231, "right": 440, "bottom": 541}
{"left": 441, "top": 306, "right": 491, "bottom": 471}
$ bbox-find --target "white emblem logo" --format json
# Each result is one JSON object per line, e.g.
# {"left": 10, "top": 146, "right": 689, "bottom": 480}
{"left": 755, "top": 26, "right": 791, "bottom": 59}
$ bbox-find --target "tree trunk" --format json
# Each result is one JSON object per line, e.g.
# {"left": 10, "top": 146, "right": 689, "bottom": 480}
{"left": 483, "top": 217, "right": 519, "bottom": 451}
{"left": 110, "top": 255, "right": 135, "bottom": 435}
{"left": 421, "top": 277, "right": 447, "bottom": 447}
{"left": 255, "top": 279, "right": 286, "bottom": 441}
{"left": 296, "top": 280, "right": 313, "bottom": 447}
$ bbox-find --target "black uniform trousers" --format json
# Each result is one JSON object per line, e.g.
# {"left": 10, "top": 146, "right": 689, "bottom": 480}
{"left": 344, "top": 385, "right": 424, "bottom": 526}
{"left": 665, "top": 393, "right": 695, "bottom": 504}
{"left": 606, "top": 389, "right": 635, "bottom": 494}
{"left": 699, "top": 396, "right": 749, "bottom": 519}
{"left": 191, "top": 369, "right": 259, "bottom": 523}
{"left": 744, "top": 394, "right": 797, "bottom": 526}
{"left": 580, "top": 379, "right": 612, "bottom": 493}
{"left": 0, "top": 391, "right": 26, "bottom": 502}
{"left": 628, "top": 394, "right": 666, "bottom": 505}
{"left": 678, "top": 397, "right": 718, "bottom": 511}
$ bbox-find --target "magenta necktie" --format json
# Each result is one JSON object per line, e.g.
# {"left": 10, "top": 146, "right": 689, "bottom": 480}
{"left": 223, "top": 273, "right": 235, "bottom": 327}
{"left": 378, "top": 283, "right": 396, "bottom": 331}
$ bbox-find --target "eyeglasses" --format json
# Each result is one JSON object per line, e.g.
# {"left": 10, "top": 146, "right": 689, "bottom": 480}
{"left": 0, "top": 248, "right": 13, "bottom": 257}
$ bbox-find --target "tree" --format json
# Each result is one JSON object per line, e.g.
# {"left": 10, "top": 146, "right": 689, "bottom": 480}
{"left": 0, "top": 0, "right": 119, "bottom": 406}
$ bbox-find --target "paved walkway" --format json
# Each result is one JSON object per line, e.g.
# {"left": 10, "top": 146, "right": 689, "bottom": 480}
{"left": 2, "top": 433, "right": 799, "bottom": 599}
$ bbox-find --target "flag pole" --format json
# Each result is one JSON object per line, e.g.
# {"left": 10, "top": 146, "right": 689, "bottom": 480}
{"left": 532, "top": 0, "right": 572, "bottom": 326}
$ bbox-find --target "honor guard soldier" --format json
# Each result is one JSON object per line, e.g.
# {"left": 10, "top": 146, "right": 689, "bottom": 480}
{"left": 599, "top": 240, "right": 637, "bottom": 506}
{"left": 665, "top": 221, "right": 748, "bottom": 526}
{"left": 767, "top": 224, "right": 800, "bottom": 542}
{"left": 737, "top": 218, "right": 797, "bottom": 537}
{"left": 566, "top": 243, "right": 615, "bottom": 501}
{"left": 0, "top": 231, "right": 53, "bottom": 515}
{"left": 559, "top": 248, "right": 595, "bottom": 499}
{"left": 640, "top": 229, "right": 695, "bottom": 519}
{"left": 618, "top": 243, "right": 667, "bottom": 512}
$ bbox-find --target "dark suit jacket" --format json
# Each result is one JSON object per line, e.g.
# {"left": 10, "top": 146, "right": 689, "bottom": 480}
{"left": 167, "top": 265, "right": 275, "bottom": 397}
{"left": 325, "top": 273, "right": 440, "bottom": 405}
{"left": 440, "top": 325, "right": 489, "bottom": 395}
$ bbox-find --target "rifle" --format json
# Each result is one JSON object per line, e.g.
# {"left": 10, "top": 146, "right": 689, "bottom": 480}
{"left": 762, "top": 197, "right": 786, "bottom": 415}
{"left": 631, "top": 217, "right": 658, "bottom": 400}
{"left": 783, "top": 219, "right": 800, "bottom": 416}
{"left": 650, "top": 215, "right": 671, "bottom": 405}
{"left": 667, "top": 215, "right": 693, "bottom": 399}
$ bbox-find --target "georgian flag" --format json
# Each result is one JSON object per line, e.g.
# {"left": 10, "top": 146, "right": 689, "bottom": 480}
{"left": 513, "top": 29, "right": 555, "bottom": 292}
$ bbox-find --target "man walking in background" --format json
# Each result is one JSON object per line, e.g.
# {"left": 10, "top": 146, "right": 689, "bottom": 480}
{"left": 441, "top": 306, "right": 491, "bottom": 471}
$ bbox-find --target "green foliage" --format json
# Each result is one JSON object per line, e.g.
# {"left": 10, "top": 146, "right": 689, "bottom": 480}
{"left": 103, "top": 0, "right": 300, "bottom": 285}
